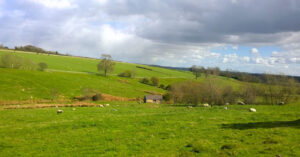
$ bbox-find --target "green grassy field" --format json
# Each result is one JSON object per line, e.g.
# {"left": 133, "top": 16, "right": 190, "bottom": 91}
{"left": 0, "top": 49, "right": 242, "bottom": 101}
{"left": 0, "top": 49, "right": 299, "bottom": 156}
{"left": 0, "top": 49, "right": 193, "bottom": 78}
{"left": 0, "top": 103, "right": 299, "bottom": 156}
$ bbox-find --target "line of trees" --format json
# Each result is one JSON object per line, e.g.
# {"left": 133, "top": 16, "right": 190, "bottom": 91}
{"left": 190, "top": 65, "right": 221, "bottom": 79}
{"left": 166, "top": 75, "right": 299, "bottom": 106}
{"left": 14, "top": 45, "right": 60, "bottom": 55}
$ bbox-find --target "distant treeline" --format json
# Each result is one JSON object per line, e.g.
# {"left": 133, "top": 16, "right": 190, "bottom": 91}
{"left": 150, "top": 64, "right": 300, "bottom": 83}
{"left": 219, "top": 70, "right": 300, "bottom": 83}
{"left": 14, "top": 45, "right": 60, "bottom": 55}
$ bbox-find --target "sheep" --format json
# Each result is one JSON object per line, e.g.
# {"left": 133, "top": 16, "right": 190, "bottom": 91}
{"left": 237, "top": 101, "right": 245, "bottom": 105}
{"left": 203, "top": 103, "right": 210, "bottom": 107}
{"left": 105, "top": 104, "right": 110, "bottom": 107}
{"left": 249, "top": 108, "right": 256, "bottom": 112}
{"left": 57, "top": 110, "right": 63, "bottom": 114}
{"left": 72, "top": 108, "right": 76, "bottom": 111}
{"left": 278, "top": 102, "right": 285, "bottom": 105}
{"left": 225, "top": 102, "right": 230, "bottom": 105}
{"left": 224, "top": 106, "right": 228, "bottom": 110}
{"left": 99, "top": 104, "right": 104, "bottom": 108}
{"left": 187, "top": 106, "right": 193, "bottom": 109}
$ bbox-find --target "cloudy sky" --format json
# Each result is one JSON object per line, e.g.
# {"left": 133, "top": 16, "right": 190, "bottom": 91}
{"left": 0, "top": 0, "right": 300, "bottom": 75}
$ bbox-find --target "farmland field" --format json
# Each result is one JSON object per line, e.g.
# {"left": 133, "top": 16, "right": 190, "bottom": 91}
{"left": 0, "top": 49, "right": 241, "bottom": 101}
{"left": 0, "top": 49, "right": 299, "bottom": 157}
{"left": 0, "top": 103, "right": 299, "bottom": 157}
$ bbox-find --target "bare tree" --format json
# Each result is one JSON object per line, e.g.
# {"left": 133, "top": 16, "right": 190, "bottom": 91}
{"left": 261, "top": 73, "right": 298, "bottom": 105}
{"left": 97, "top": 54, "right": 115, "bottom": 76}
{"left": 190, "top": 65, "right": 204, "bottom": 79}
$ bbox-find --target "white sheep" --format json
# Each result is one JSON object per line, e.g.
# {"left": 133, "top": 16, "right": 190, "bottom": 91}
{"left": 57, "top": 110, "right": 63, "bottom": 114}
{"left": 187, "top": 106, "right": 193, "bottom": 109}
{"left": 224, "top": 106, "right": 228, "bottom": 110}
{"left": 99, "top": 104, "right": 104, "bottom": 108}
{"left": 203, "top": 103, "right": 210, "bottom": 107}
{"left": 105, "top": 104, "right": 110, "bottom": 107}
{"left": 249, "top": 108, "right": 256, "bottom": 112}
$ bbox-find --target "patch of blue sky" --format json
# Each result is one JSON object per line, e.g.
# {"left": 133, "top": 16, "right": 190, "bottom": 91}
{"left": 211, "top": 45, "right": 281, "bottom": 57}
{"left": 91, "top": 21, "right": 126, "bottom": 29}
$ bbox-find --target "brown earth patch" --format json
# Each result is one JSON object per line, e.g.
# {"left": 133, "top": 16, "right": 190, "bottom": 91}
{"left": 101, "top": 93, "right": 136, "bottom": 101}
{"left": 119, "top": 79, "right": 130, "bottom": 84}
{"left": 0, "top": 99, "right": 71, "bottom": 106}
{"left": 4, "top": 102, "right": 98, "bottom": 109}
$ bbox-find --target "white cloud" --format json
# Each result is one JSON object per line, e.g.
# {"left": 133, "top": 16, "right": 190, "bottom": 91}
{"left": 290, "top": 58, "right": 299, "bottom": 63}
{"left": 251, "top": 48, "right": 259, "bottom": 54}
{"left": 29, "top": 0, "right": 76, "bottom": 9}
{"left": 242, "top": 56, "right": 250, "bottom": 62}
{"left": 223, "top": 57, "right": 228, "bottom": 63}
{"left": 232, "top": 45, "right": 238, "bottom": 50}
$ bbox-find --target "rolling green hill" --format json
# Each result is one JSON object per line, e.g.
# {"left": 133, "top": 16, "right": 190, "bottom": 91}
{"left": 0, "top": 49, "right": 242, "bottom": 101}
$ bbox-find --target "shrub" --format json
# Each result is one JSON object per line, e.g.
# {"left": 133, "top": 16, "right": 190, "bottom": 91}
{"left": 92, "top": 93, "right": 102, "bottom": 101}
{"left": 165, "top": 85, "right": 172, "bottom": 90}
{"left": 38, "top": 62, "right": 48, "bottom": 71}
{"left": 159, "top": 84, "right": 165, "bottom": 89}
{"left": 140, "top": 77, "right": 150, "bottom": 84}
{"left": 168, "top": 79, "right": 237, "bottom": 106}
{"left": 240, "top": 84, "right": 257, "bottom": 104}
{"left": 151, "top": 77, "right": 159, "bottom": 86}
{"left": 0, "top": 53, "right": 36, "bottom": 70}
{"left": 163, "top": 93, "right": 171, "bottom": 101}
{"left": 118, "top": 70, "right": 136, "bottom": 78}
{"left": 0, "top": 54, "right": 23, "bottom": 69}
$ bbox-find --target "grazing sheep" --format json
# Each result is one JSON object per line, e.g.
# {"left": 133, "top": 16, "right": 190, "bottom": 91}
{"left": 203, "top": 103, "right": 210, "bottom": 107}
{"left": 249, "top": 108, "right": 256, "bottom": 112}
{"left": 224, "top": 107, "right": 228, "bottom": 110}
{"left": 57, "top": 110, "right": 63, "bottom": 114}
{"left": 278, "top": 102, "right": 285, "bottom": 105}
{"left": 105, "top": 104, "right": 110, "bottom": 107}
{"left": 237, "top": 101, "right": 245, "bottom": 105}
{"left": 99, "top": 104, "right": 104, "bottom": 108}
{"left": 225, "top": 103, "right": 230, "bottom": 105}
{"left": 187, "top": 106, "right": 193, "bottom": 109}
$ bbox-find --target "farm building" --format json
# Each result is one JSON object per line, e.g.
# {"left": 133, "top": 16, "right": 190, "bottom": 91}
{"left": 144, "top": 95, "right": 163, "bottom": 103}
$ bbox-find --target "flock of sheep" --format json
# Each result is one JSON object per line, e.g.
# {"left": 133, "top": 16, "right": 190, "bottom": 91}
{"left": 57, "top": 102, "right": 257, "bottom": 114}
{"left": 57, "top": 103, "right": 110, "bottom": 114}
{"left": 188, "top": 103, "right": 257, "bottom": 112}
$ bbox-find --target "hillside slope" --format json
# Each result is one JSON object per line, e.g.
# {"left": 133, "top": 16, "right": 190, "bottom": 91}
{"left": 0, "top": 49, "right": 242, "bottom": 101}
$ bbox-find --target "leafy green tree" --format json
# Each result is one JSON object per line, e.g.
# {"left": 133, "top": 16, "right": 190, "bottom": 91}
{"left": 38, "top": 62, "right": 48, "bottom": 71}
{"left": 97, "top": 54, "right": 115, "bottom": 76}
{"left": 151, "top": 77, "right": 159, "bottom": 86}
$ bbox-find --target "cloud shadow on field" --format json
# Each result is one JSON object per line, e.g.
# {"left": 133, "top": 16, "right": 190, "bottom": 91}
{"left": 222, "top": 119, "right": 300, "bottom": 130}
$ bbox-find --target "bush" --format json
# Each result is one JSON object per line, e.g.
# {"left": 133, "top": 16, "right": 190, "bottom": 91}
{"left": 118, "top": 70, "right": 136, "bottom": 78}
{"left": 92, "top": 93, "right": 102, "bottom": 101}
{"left": 0, "top": 53, "right": 36, "bottom": 70}
{"left": 165, "top": 85, "right": 172, "bottom": 90}
{"left": 151, "top": 77, "right": 159, "bottom": 86}
{"left": 140, "top": 77, "right": 150, "bottom": 84}
{"left": 38, "top": 62, "right": 48, "bottom": 71}
{"left": 168, "top": 79, "right": 237, "bottom": 106}
{"left": 159, "top": 84, "right": 165, "bottom": 89}
{"left": 163, "top": 93, "right": 171, "bottom": 101}
{"left": 0, "top": 54, "right": 23, "bottom": 69}
{"left": 240, "top": 84, "right": 257, "bottom": 104}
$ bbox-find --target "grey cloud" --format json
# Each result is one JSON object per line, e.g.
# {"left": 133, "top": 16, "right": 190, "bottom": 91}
{"left": 0, "top": 0, "right": 299, "bottom": 75}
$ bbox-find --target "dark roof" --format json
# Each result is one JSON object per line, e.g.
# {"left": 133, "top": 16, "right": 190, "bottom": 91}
{"left": 144, "top": 95, "right": 163, "bottom": 100}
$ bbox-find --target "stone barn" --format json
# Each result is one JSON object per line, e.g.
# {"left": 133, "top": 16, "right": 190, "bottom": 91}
{"left": 144, "top": 95, "right": 163, "bottom": 103}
